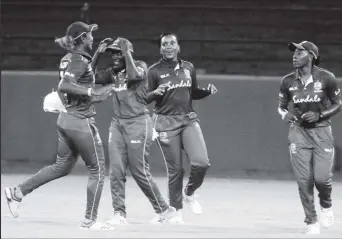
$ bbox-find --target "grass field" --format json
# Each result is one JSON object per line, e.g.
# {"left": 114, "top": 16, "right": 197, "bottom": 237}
{"left": 1, "top": 174, "right": 342, "bottom": 238}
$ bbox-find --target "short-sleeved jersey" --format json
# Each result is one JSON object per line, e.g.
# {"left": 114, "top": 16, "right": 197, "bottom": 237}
{"left": 95, "top": 61, "right": 149, "bottom": 119}
{"left": 147, "top": 58, "right": 200, "bottom": 115}
{"left": 59, "top": 50, "right": 96, "bottom": 119}
{"left": 279, "top": 66, "right": 341, "bottom": 128}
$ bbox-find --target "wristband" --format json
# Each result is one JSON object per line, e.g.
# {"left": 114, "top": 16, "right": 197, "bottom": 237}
{"left": 87, "top": 88, "right": 92, "bottom": 96}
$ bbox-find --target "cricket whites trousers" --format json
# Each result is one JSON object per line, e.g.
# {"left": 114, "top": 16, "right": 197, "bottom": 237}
{"left": 19, "top": 112, "right": 105, "bottom": 221}
{"left": 288, "top": 124, "right": 335, "bottom": 224}
{"left": 108, "top": 114, "right": 169, "bottom": 217}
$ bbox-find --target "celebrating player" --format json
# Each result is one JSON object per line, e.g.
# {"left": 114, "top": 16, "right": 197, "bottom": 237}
{"left": 4, "top": 21, "right": 115, "bottom": 230}
{"left": 278, "top": 41, "right": 341, "bottom": 235}
{"left": 93, "top": 37, "right": 177, "bottom": 224}
{"left": 146, "top": 32, "right": 217, "bottom": 223}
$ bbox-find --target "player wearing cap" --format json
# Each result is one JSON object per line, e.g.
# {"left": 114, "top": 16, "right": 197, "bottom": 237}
{"left": 4, "top": 21, "right": 115, "bottom": 230}
{"left": 146, "top": 33, "right": 217, "bottom": 223}
{"left": 278, "top": 41, "right": 341, "bottom": 235}
{"left": 93, "top": 37, "right": 177, "bottom": 225}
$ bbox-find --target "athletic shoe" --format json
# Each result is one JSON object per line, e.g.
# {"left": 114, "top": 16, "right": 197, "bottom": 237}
{"left": 167, "top": 209, "right": 185, "bottom": 224}
{"left": 320, "top": 207, "right": 334, "bottom": 228}
{"left": 150, "top": 206, "right": 178, "bottom": 224}
{"left": 306, "top": 222, "right": 320, "bottom": 235}
{"left": 80, "top": 219, "right": 115, "bottom": 230}
{"left": 183, "top": 188, "right": 202, "bottom": 215}
{"left": 106, "top": 211, "right": 128, "bottom": 225}
{"left": 4, "top": 187, "right": 22, "bottom": 218}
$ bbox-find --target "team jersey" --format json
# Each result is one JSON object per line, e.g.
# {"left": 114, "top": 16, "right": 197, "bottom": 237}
{"left": 58, "top": 50, "right": 96, "bottom": 119}
{"left": 279, "top": 66, "right": 341, "bottom": 128}
{"left": 95, "top": 60, "right": 149, "bottom": 119}
{"left": 147, "top": 58, "right": 210, "bottom": 116}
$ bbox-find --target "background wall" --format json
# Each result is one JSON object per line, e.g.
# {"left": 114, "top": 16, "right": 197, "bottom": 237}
{"left": 2, "top": 71, "right": 341, "bottom": 178}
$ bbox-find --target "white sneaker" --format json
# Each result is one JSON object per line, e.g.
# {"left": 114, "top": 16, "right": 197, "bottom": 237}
{"left": 80, "top": 219, "right": 116, "bottom": 230}
{"left": 183, "top": 188, "right": 202, "bottom": 215}
{"left": 106, "top": 211, "right": 128, "bottom": 225}
{"left": 150, "top": 206, "right": 179, "bottom": 224}
{"left": 167, "top": 210, "right": 185, "bottom": 224}
{"left": 150, "top": 214, "right": 165, "bottom": 224}
{"left": 306, "top": 222, "right": 320, "bottom": 235}
{"left": 4, "top": 187, "right": 22, "bottom": 218}
{"left": 320, "top": 207, "right": 334, "bottom": 228}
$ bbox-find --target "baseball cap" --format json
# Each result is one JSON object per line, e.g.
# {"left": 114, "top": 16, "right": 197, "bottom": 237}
{"left": 66, "top": 21, "right": 98, "bottom": 40}
{"left": 106, "top": 38, "right": 134, "bottom": 53}
{"left": 288, "top": 41, "right": 319, "bottom": 59}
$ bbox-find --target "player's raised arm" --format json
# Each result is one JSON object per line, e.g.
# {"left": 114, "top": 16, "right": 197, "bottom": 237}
{"left": 117, "top": 38, "right": 147, "bottom": 81}
{"left": 91, "top": 38, "right": 113, "bottom": 73}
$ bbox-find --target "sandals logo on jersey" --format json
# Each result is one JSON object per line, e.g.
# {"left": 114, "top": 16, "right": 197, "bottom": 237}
{"left": 166, "top": 80, "right": 191, "bottom": 91}
{"left": 313, "top": 81, "right": 323, "bottom": 93}
{"left": 293, "top": 95, "right": 321, "bottom": 104}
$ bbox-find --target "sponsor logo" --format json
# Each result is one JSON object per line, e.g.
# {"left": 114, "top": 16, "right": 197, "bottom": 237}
{"left": 279, "top": 92, "right": 284, "bottom": 98}
{"left": 324, "top": 148, "right": 333, "bottom": 153}
{"left": 131, "top": 140, "right": 142, "bottom": 144}
{"left": 159, "top": 132, "right": 169, "bottom": 142}
{"left": 59, "top": 61, "right": 69, "bottom": 69}
{"left": 335, "top": 88, "right": 341, "bottom": 96}
{"left": 166, "top": 80, "right": 191, "bottom": 90}
{"left": 290, "top": 143, "right": 296, "bottom": 154}
{"left": 289, "top": 86, "right": 298, "bottom": 91}
{"left": 113, "top": 84, "right": 127, "bottom": 92}
{"left": 64, "top": 72, "right": 75, "bottom": 78}
{"left": 293, "top": 95, "right": 321, "bottom": 103}
{"left": 314, "top": 81, "right": 322, "bottom": 91}
{"left": 161, "top": 73, "right": 171, "bottom": 79}
{"left": 184, "top": 69, "right": 191, "bottom": 79}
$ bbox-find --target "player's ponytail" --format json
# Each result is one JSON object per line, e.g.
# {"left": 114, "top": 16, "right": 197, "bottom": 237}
{"left": 54, "top": 36, "right": 75, "bottom": 51}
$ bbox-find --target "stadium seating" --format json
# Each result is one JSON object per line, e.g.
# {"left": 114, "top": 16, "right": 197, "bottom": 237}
{"left": 2, "top": 0, "right": 342, "bottom": 76}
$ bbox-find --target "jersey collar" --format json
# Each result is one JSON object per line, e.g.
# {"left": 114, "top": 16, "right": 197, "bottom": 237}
{"left": 69, "top": 49, "right": 92, "bottom": 61}
{"left": 295, "top": 66, "right": 321, "bottom": 82}
{"left": 160, "top": 57, "right": 184, "bottom": 70}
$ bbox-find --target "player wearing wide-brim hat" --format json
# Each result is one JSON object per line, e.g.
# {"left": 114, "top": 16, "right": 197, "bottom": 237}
{"left": 278, "top": 40, "right": 341, "bottom": 235}
{"left": 4, "top": 21, "right": 115, "bottom": 231}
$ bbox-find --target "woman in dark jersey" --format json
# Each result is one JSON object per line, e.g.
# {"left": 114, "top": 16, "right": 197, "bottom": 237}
{"left": 278, "top": 41, "right": 341, "bottom": 235}
{"left": 4, "top": 21, "right": 115, "bottom": 230}
{"left": 94, "top": 37, "right": 177, "bottom": 224}
{"left": 146, "top": 32, "right": 217, "bottom": 223}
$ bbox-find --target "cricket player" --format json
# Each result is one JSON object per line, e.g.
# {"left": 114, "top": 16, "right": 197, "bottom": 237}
{"left": 146, "top": 32, "right": 217, "bottom": 223}
{"left": 278, "top": 41, "right": 341, "bottom": 235}
{"left": 4, "top": 21, "right": 115, "bottom": 230}
{"left": 93, "top": 37, "right": 177, "bottom": 224}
